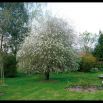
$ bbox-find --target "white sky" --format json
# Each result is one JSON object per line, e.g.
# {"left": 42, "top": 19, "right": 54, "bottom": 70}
{"left": 47, "top": 3, "right": 103, "bottom": 34}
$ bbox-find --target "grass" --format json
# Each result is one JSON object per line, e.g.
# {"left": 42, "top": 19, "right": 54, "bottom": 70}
{"left": 0, "top": 71, "right": 103, "bottom": 100}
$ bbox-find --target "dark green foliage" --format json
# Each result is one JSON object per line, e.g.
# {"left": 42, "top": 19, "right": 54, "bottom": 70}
{"left": 95, "top": 61, "right": 103, "bottom": 70}
{"left": 93, "top": 31, "right": 103, "bottom": 61}
{"left": 0, "top": 3, "right": 29, "bottom": 54}
{"left": 1, "top": 52, "right": 17, "bottom": 77}
{"left": 79, "top": 54, "right": 96, "bottom": 72}
{"left": 0, "top": 3, "right": 28, "bottom": 77}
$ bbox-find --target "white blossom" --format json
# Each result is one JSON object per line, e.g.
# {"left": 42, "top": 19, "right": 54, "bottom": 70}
{"left": 17, "top": 15, "right": 79, "bottom": 74}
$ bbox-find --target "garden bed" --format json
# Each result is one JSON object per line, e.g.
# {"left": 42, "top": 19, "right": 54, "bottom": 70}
{"left": 65, "top": 85, "right": 103, "bottom": 92}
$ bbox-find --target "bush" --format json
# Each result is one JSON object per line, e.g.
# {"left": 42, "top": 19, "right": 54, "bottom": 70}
{"left": 0, "top": 52, "right": 17, "bottom": 77}
{"left": 90, "top": 68, "right": 99, "bottom": 72}
{"left": 95, "top": 61, "right": 103, "bottom": 70}
{"left": 79, "top": 53, "right": 97, "bottom": 72}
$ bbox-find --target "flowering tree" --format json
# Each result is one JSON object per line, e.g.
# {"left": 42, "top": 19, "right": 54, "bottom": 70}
{"left": 17, "top": 16, "right": 79, "bottom": 80}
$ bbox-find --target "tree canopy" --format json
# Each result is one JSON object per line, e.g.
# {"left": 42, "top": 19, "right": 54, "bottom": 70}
{"left": 93, "top": 31, "right": 103, "bottom": 61}
{"left": 17, "top": 15, "right": 79, "bottom": 80}
{"left": 0, "top": 3, "right": 29, "bottom": 54}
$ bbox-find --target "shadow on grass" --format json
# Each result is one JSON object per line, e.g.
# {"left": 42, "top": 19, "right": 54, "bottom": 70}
{"left": 50, "top": 77, "right": 78, "bottom": 83}
{"left": 14, "top": 72, "right": 79, "bottom": 84}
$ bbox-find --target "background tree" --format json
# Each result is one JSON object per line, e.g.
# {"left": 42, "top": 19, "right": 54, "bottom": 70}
{"left": 0, "top": 3, "right": 29, "bottom": 78}
{"left": 79, "top": 31, "right": 97, "bottom": 54}
{"left": 0, "top": 3, "right": 29, "bottom": 54}
{"left": 93, "top": 31, "right": 103, "bottom": 61}
{"left": 0, "top": 3, "right": 46, "bottom": 77}
{"left": 0, "top": 3, "right": 46, "bottom": 54}
{"left": 17, "top": 15, "right": 79, "bottom": 80}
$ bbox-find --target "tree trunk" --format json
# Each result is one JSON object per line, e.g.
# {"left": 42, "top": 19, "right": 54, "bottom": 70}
{"left": 0, "top": 34, "right": 3, "bottom": 50}
{"left": 44, "top": 71, "right": 49, "bottom": 80}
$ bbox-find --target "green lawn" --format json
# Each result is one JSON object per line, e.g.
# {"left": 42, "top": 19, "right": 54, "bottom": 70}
{"left": 0, "top": 72, "right": 103, "bottom": 100}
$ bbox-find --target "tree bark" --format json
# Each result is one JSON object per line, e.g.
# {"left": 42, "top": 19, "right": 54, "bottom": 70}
{"left": 44, "top": 71, "right": 49, "bottom": 80}
{"left": 0, "top": 34, "right": 3, "bottom": 50}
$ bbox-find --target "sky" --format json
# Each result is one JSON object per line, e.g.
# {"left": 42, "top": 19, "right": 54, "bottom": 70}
{"left": 47, "top": 3, "right": 103, "bottom": 35}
